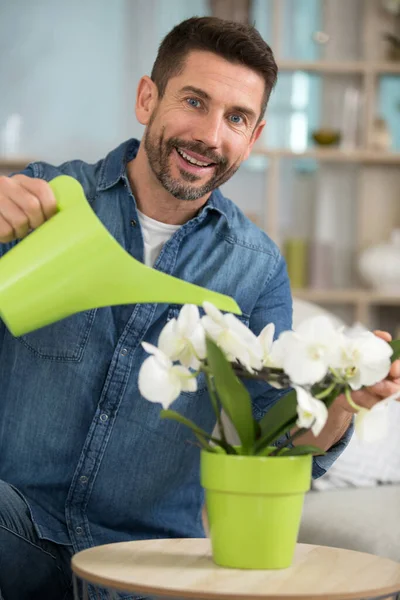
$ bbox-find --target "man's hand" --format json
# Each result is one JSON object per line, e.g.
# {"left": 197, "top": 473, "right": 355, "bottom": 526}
{"left": 336, "top": 330, "right": 400, "bottom": 413}
{"left": 0, "top": 174, "right": 57, "bottom": 243}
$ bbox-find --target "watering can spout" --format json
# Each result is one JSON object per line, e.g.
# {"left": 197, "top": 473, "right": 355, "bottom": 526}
{"left": 0, "top": 175, "right": 241, "bottom": 336}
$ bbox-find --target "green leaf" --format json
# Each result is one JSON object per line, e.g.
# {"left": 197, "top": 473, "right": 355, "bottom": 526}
{"left": 194, "top": 433, "right": 218, "bottom": 452}
{"left": 255, "top": 389, "right": 298, "bottom": 453}
{"left": 281, "top": 444, "right": 326, "bottom": 457}
{"left": 256, "top": 445, "right": 275, "bottom": 456}
{"left": 160, "top": 409, "right": 237, "bottom": 454}
{"left": 255, "top": 383, "right": 343, "bottom": 454}
{"left": 206, "top": 338, "right": 255, "bottom": 453}
{"left": 390, "top": 339, "right": 400, "bottom": 363}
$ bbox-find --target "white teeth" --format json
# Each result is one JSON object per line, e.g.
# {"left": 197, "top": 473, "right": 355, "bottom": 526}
{"left": 177, "top": 148, "right": 212, "bottom": 167}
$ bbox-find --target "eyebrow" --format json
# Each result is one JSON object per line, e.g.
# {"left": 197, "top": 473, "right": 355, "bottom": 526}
{"left": 179, "top": 85, "right": 257, "bottom": 123}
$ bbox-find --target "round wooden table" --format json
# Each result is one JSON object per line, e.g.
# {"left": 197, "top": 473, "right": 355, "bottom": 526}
{"left": 71, "top": 538, "right": 400, "bottom": 600}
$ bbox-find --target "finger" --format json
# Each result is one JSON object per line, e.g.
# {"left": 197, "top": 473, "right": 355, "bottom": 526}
{"left": 13, "top": 175, "right": 57, "bottom": 221}
{"left": 389, "top": 359, "right": 400, "bottom": 380}
{"left": 3, "top": 176, "right": 46, "bottom": 230}
{"left": 0, "top": 196, "right": 30, "bottom": 239}
{"left": 366, "top": 379, "right": 400, "bottom": 399}
{"left": 0, "top": 213, "right": 16, "bottom": 243}
{"left": 373, "top": 330, "right": 392, "bottom": 342}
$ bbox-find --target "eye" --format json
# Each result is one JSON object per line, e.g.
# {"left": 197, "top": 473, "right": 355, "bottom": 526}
{"left": 229, "top": 114, "right": 244, "bottom": 125}
{"left": 186, "top": 97, "right": 201, "bottom": 108}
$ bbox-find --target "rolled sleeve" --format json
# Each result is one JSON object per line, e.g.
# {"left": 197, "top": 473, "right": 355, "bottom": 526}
{"left": 312, "top": 417, "right": 354, "bottom": 478}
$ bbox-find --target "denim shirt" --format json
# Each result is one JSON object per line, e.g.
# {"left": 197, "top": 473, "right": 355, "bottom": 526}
{"left": 0, "top": 139, "right": 352, "bottom": 554}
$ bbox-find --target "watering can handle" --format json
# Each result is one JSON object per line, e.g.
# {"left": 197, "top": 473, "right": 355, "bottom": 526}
{"left": 49, "top": 175, "right": 86, "bottom": 212}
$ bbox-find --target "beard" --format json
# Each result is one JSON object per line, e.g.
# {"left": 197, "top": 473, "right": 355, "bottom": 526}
{"left": 144, "top": 120, "right": 240, "bottom": 201}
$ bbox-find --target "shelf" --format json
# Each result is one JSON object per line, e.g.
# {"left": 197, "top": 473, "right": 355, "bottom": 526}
{"left": 253, "top": 148, "right": 400, "bottom": 164}
{"left": 293, "top": 288, "right": 400, "bottom": 305}
{"left": 0, "top": 158, "right": 32, "bottom": 172}
{"left": 278, "top": 60, "right": 400, "bottom": 75}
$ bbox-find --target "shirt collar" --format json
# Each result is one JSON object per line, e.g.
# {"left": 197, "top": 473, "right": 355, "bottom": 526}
{"left": 96, "top": 138, "right": 229, "bottom": 222}
{"left": 97, "top": 138, "right": 140, "bottom": 191}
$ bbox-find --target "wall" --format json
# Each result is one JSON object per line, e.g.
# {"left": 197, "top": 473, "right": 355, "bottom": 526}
{"left": 0, "top": 0, "right": 127, "bottom": 163}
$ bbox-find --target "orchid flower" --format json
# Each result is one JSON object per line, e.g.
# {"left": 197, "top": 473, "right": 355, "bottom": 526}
{"left": 332, "top": 328, "right": 393, "bottom": 390}
{"left": 201, "top": 302, "right": 263, "bottom": 372}
{"left": 354, "top": 389, "right": 400, "bottom": 442}
{"left": 138, "top": 342, "right": 197, "bottom": 408}
{"left": 158, "top": 304, "right": 206, "bottom": 370}
{"left": 258, "top": 322, "right": 277, "bottom": 367}
{"left": 295, "top": 386, "right": 329, "bottom": 437}
{"left": 271, "top": 316, "right": 342, "bottom": 385}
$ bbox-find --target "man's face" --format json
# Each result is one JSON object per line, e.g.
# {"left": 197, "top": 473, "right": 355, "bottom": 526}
{"left": 142, "top": 51, "right": 266, "bottom": 201}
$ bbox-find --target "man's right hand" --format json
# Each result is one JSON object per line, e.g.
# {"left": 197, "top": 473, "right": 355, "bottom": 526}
{"left": 0, "top": 174, "right": 57, "bottom": 243}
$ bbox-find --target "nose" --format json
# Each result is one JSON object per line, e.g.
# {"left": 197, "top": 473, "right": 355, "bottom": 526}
{"left": 191, "top": 111, "right": 223, "bottom": 150}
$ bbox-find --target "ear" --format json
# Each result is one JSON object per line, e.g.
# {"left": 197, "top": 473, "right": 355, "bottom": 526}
{"left": 243, "top": 120, "right": 266, "bottom": 161}
{"left": 135, "top": 76, "right": 159, "bottom": 126}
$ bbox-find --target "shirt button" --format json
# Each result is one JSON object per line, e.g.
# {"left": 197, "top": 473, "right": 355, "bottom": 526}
{"left": 130, "top": 219, "right": 137, "bottom": 227}
{"left": 79, "top": 475, "right": 88, "bottom": 484}
{"left": 75, "top": 526, "right": 83, "bottom": 535}
{"left": 121, "top": 348, "right": 128, "bottom": 356}
{"left": 100, "top": 413, "right": 108, "bottom": 422}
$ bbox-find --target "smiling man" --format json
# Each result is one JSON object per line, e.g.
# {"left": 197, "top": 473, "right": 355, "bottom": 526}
{"left": 0, "top": 16, "right": 399, "bottom": 600}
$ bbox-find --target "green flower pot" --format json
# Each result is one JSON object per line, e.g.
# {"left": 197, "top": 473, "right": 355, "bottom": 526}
{"left": 200, "top": 449, "right": 312, "bottom": 569}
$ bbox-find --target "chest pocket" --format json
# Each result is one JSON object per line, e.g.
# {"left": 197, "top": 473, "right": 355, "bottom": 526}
{"left": 16, "top": 309, "right": 96, "bottom": 362}
{"left": 166, "top": 304, "right": 250, "bottom": 397}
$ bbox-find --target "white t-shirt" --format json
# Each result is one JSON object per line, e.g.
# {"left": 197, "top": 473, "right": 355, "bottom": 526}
{"left": 136, "top": 209, "right": 180, "bottom": 267}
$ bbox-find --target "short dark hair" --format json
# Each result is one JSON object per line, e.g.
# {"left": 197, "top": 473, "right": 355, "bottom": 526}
{"left": 150, "top": 16, "right": 278, "bottom": 120}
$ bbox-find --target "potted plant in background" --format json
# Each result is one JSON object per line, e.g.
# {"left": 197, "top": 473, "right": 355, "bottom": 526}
{"left": 139, "top": 303, "right": 400, "bottom": 570}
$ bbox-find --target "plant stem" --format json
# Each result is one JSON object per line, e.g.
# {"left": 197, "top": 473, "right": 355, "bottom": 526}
{"left": 206, "top": 372, "right": 229, "bottom": 446}
{"left": 232, "top": 364, "right": 290, "bottom": 387}
{"left": 329, "top": 367, "right": 347, "bottom": 385}
{"left": 315, "top": 382, "right": 336, "bottom": 399}
{"left": 344, "top": 386, "right": 361, "bottom": 412}
{"left": 269, "top": 426, "right": 310, "bottom": 456}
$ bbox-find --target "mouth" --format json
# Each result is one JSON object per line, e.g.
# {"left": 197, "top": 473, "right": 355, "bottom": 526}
{"left": 173, "top": 147, "right": 217, "bottom": 175}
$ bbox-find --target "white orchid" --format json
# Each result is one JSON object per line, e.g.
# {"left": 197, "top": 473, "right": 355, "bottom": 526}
{"left": 138, "top": 342, "right": 197, "bottom": 408}
{"left": 201, "top": 302, "right": 263, "bottom": 372}
{"left": 271, "top": 316, "right": 342, "bottom": 385}
{"left": 258, "top": 322, "right": 277, "bottom": 367}
{"left": 332, "top": 328, "right": 393, "bottom": 390}
{"left": 138, "top": 302, "right": 398, "bottom": 457}
{"left": 158, "top": 304, "right": 206, "bottom": 370}
{"left": 354, "top": 389, "right": 400, "bottom": 442}
{"left": 295, "top": 386, "right": 329, "bottom": 437}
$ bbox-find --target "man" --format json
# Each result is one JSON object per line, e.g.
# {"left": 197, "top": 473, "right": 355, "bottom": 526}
{"left": 0, "top": 16, "right": 399, "bottom": 600}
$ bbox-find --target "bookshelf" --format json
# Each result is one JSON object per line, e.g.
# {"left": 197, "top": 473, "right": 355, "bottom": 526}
{"left": 249, "top": 0, "right": 400, "bottom": 330}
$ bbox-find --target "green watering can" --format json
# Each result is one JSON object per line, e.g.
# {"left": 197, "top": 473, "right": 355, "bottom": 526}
{"left": 0, "top": 175, "right": 240, "bottom": 336}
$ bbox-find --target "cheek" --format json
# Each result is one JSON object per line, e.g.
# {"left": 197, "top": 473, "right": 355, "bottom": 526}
{"left": 225, "top": 136, "right": 252, "bottom": 164}
{"left": 223, "top": 124, "right": 252, "bottom": 150}
{"left": 163, "top": 105, "right": 198, "bottom": 130}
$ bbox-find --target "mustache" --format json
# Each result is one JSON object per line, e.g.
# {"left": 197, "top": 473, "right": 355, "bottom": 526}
{"left": 167, "top": 138, "right": 226, "bottom": 166}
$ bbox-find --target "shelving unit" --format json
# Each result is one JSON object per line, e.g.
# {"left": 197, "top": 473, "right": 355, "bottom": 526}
{"left": 278, "top": 60, "right": 400, "bottom": 75}
{"left": 0, "top": 159, "right": 32, "bottom": 173}
{"left": 250, "top": 0, "right": 400, "bottom": 329}
{"left": 293, "top": 287, "right": 400, "bottom": 325}
{"left": 255, "top": 147, "right": 400, "bottom": 164}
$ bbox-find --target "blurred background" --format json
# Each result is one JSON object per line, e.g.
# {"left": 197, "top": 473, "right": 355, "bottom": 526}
{"left": 1, "top": 0, "right": 399, "bottom": 334}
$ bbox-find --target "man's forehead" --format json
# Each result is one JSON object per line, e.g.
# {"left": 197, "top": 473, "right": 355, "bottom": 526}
{"left": 179, "top": 50, "right": 263, "bottom": 85}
